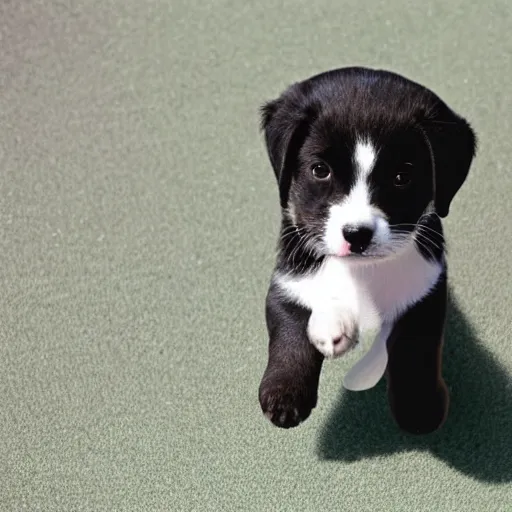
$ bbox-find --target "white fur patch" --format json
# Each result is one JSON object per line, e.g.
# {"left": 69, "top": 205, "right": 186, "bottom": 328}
{"left": 307, "top": 303, "right": 358, "bottom": 358}
{"left": 354, "top": 139, "right": 376, "bottom": 177}
{"left": 275, "top": 242, "right": 443, "bottom": 381}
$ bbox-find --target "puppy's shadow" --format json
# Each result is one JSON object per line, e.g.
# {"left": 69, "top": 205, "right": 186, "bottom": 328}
{"left": 317, "top": 291, "right": 512, "bottom": 482}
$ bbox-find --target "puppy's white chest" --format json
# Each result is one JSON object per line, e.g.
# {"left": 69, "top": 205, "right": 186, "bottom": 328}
{"left": 276, "top": 244, "right": 443, "bottom": 330}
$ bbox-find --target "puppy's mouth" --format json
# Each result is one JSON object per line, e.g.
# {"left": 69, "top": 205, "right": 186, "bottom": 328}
{"left": 335, "top": 247, "right": 384, "bottom": 259}
{"left": 333, "top": 230, "right": 415, "bottom": 260}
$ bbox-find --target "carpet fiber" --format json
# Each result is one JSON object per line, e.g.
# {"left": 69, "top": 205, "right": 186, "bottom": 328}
{"left": 1, "top": 1, "right": 511, "bottom": 510}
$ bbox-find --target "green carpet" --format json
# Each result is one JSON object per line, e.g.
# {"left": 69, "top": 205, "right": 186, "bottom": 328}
{"left": 1, "top": 1, "right": 512, "bottom": 510}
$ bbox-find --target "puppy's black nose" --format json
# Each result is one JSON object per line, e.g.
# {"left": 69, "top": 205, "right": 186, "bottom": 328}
{"left": 342, "top": 225, "right": 374, "bottom": 254}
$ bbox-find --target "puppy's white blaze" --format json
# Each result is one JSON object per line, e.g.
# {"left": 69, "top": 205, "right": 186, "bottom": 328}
{"left": 275, "top": 243, "right": 443, "bottom": 387}
{"left": 324, "top": 138, "right": 391, "bottom": 254}
{"left": 345, "top": 181, "right": 374, "bottom": 224}
{"left": 325, "top": 150, "right": 375, "bottom": 254}
{"left": 354, "top": 139, "right": 376, "bottom": 178}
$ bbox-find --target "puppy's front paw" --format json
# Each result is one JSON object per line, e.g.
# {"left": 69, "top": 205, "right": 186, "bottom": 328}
{"left": 307, "top": 309, "right": 358, "bottom": 358}
{"left": 259, "top": 377, "right": 317, "bottom": 429}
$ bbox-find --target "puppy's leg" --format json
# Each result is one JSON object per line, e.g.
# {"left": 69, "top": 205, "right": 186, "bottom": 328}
{"left": 259, "top": 284, "right": 324, "bottom": 428}
{"left": 386, "top": 271, "right": 449, "bottom": 435}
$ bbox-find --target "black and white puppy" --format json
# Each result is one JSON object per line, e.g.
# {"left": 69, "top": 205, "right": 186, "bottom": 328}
{"left": 258, "top": 67, "right": 476, "bottom": 435}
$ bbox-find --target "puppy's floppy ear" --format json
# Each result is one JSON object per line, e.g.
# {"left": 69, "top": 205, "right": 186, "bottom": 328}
{"left": 260, "top": 96, "right": 315, "bottom": 208}
{"left": 421, "top": 102, "right": 477, "bottom": 218}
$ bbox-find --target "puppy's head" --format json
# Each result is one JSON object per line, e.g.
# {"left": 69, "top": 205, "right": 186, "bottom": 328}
{"left": 261, "top": 68, "right": 476, "bottom": 260}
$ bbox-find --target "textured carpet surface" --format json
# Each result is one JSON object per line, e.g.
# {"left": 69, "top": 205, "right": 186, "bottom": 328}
{"left": 1, "top": 1, "right": 512, "bottom": 511}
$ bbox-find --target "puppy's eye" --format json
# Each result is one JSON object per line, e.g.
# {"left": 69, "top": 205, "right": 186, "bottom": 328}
{"left": 394, "top": 163, "right": 413, "bottom": 188}
{"left": 311, "top": 163, "right": 331, "bottom": 181}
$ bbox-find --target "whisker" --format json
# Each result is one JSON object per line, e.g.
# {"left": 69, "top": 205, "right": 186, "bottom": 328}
{"left": 389, "top": 222, "right": 443, "bottom": 238}
{"left": 413, "top": 236, "right": 436, "bottom": 260}
{"left": 414, "top": 230, "right": 444, "bottom": 251}
{"left": 425, "top": 119, "right": 458, "bottom": 125}
{"left": 287, "top": 231, "right": 310, "bottom": 269}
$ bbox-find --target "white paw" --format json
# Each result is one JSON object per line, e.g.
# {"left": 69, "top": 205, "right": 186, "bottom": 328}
{"left": 307, "top": 309, "right": 359, "bottom": 358}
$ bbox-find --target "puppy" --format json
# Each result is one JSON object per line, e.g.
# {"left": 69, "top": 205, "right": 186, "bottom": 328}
{"left": 258, "top": 67, "right": 476, "bottom": 435}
